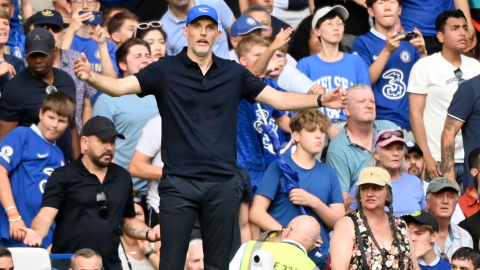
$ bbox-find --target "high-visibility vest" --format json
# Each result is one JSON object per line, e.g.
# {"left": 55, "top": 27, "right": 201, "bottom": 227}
{"left": 239, "top": 241, "right": 319, "bottom": 270}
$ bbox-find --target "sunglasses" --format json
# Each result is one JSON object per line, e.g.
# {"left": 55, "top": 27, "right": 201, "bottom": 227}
{"left": 36, "top": 24, "right": 63, "bottom": 34}
{"left": 96, "top": 192, "right": 108, "bottom": 219}
{"left": 453, "top": 68, "right": 465, "bottom": 85}
{"left": 375, "top": 130, "right": 404, "bottom": 146}
{"left": 259, "top": 227, "right": 285, "bottom": 242}
{"left": 133, "top": 21, "right": 162, "bottom": 38}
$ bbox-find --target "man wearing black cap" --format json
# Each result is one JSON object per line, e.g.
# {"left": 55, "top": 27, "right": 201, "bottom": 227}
{"left": 406, "top": 142, "right": 426, "bottom": 184}
{"left": 403, "top": 211, "right": 451, "bottom": 270}
{"left": 32, "top": 9, "right": 97, "bottom": 136}
{"left": 0, "top": 28, "right": 80, "bottom": 163}
{"left": 20, "top": 116, "right": 161, "bottom": 270}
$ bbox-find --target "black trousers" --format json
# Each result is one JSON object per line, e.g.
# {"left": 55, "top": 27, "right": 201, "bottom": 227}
{"left": 158, "top": 173, "right": 242, "bottom": 270}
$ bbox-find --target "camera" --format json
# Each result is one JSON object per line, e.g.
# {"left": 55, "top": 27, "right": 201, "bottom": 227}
{"left": 395, "top": 31, "right": 417, "bottom": 42}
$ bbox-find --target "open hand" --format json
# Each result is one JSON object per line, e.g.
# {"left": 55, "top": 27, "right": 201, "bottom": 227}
{"left": 321, "top": 85, "right": 347, "bottom": 109}
{"left": 270, "top": 28, "right": 293, "bottom": 51}
{"left": 19, "top": 227, "right": 43, "bottom": 247}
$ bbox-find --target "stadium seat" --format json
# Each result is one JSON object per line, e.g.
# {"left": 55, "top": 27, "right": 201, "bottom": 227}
{"left": 8, "top": 247, "right": 51, "bottom": 270}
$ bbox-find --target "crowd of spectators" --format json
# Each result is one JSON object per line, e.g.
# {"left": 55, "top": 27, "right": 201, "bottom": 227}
{"left": 1, "top": 0, "right": 480, "bottom": 269}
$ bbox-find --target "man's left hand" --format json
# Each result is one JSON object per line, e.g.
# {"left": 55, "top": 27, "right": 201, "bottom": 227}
{"left": 289, "top": 188, "right": 319, "bottom": 208}
{"left": 321, "top": 85, "right": 347, "bottom": 109}
{"left": 147, "top": 225, "right": 161, "bottom": 242}
{"left": 465, "top": 25, "right": 478, "bottom": 52}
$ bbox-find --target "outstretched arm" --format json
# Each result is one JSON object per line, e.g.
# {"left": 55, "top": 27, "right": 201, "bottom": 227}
{"left": 121, "top": 217, "right": 160, "bottom": 241}
{"left": 22, "top": 207, "right": 58, "bottom": 247}
{"left": 75, "top": 53, "right": 141, "bottom": 97}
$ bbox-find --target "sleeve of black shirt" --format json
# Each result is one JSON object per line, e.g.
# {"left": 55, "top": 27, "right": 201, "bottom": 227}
{"left": 236, "top": 165, "right": 253, "bottom": 203}
{"left": 133, "top": 59, "right": 166, "bottom": 98}
{"left": 239, "top": 67, "right": 268, "bottom": 104}
{"left": 123, "top": 173, "right": 136, "bottom": 218}
{"left": 448, "top": 82, "right": 475, "bottom": 122}
{"left": 0, "top": 82, "right": 24, "bottom": 122}
{"left": 41, "top": 169, "right": 68, "bottom": 209}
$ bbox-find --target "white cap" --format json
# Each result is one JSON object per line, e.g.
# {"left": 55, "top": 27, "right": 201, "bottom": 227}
{"left": 311, "top": 5, "right": 349, "bottom": 30}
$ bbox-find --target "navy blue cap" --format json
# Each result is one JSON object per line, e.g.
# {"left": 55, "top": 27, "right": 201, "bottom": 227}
{"left": 231, "top": 15, "right": 269, "bottom": 37}
{"left": 33, "top": 9, "right": 63, "bottom": 27}
{"left": 25, "top": 28, "right": 56, "bottom": 56}
{"left": 186, "top": 5, "right": 218, "bottom": 25}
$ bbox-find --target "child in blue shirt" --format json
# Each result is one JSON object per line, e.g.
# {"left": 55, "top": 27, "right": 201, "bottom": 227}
{"left": 0, "top": 92, "right": 75, "bottom": 248}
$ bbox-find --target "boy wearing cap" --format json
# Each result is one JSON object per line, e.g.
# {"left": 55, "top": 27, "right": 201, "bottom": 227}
{"left": 426, "top": 177, "right": 473, "bottom": 261}
{"left": 0, "top": 28, "right": 79, "bottom": 163}
{"left": 0, "top": 92, "right": 75, "bottom": 249}
{"left": 404, "top": 211, "right": 451, "bottom": 270}
{"left": 351, "top": 0, "right": 426, "bottom": 141}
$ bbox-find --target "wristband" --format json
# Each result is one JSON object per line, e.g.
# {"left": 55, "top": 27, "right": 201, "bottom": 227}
{"left": 146, "top": 229, "right": 152, "bottom": 241}
{"left": 317, "top": 94, "right": 323, "bottom": 108}
{"left": 7, "top": 212, "right": 20, "bottom": 218}
{"left": 145, "top": 249, "right": 155, "bottom": 259}
{"left": 4, "top": 206, "right": 17, "bottom": 212}
{"left": 8, "top": 216, "right": 21, "bottom": 222}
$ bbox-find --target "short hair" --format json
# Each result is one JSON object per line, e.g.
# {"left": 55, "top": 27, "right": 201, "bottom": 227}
{"left": 289, "top": 109, "right": 332, "bottom": 134}
{"left": 243, "top": 5, "right": 271, "bottom": 24}
{"left": 70, "top": 248, "right": 103, "bottom": 270}
{"left": 235, "top": 35, "right": 269, "bottom": 58}
{"left": 366, "top": 0, "right": 402, "bottom": 8}
{"left": 102, "top": 7, "right": 129, "bottom": 27}
{"left": 107, "top": 11, "right": 140, "bottom": 36}
{"left": 0, "top": 7, "right": 10, "bottom": 20}
{"left": 0, "top": 246, "right": 12, "bottom": 258}
{"left": 264, "top": 36, "right": 288, "bottom": 53}
{"left": 42, "top": 92, "right": 76, "bottom": 121}
{"left": 435, "top": 9, "right": 467, "bottom": 33}
{"left": 452, "top": 247, "right": 480, "bottom": 269}
{"left": 115, "top": 38, "right": 151, "bottom": 73}
{"left": 405, "top": 220, "right": 435, "bottom": 235}
{"left": 23, "top": 15, "right": 35, "bottom": 35}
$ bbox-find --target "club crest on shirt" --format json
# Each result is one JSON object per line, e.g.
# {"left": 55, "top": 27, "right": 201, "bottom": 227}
{"left": 382, "top": 69, "right": 406, "bottom": 100}
{"left": 400, "top": 50, "right": 411, "bottom": 63}
{"left": 0, "top": 146, "right": 13, "bottom": 163}
{"left": 95, "top": 50, "right": 101, "bottom": 60}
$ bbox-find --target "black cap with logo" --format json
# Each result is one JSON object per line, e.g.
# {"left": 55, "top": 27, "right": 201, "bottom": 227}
{"left": 402, "top": 211, "right": 439, "bottom": 232}
{"left": 33, "top": 9, "right": 63, "bottom": 27}
{"left": 24, "top": 28, "right": 55, "bottom": 56}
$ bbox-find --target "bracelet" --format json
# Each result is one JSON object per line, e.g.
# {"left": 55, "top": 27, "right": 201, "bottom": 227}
{"left": 8, "top": 216, "right": 21, "bottom": 222}
{"left": 7, "top": 212, "right": 20, "bottom": 218}
{"left": 4, "top": 206, "right": 17, "bottom": 212}
{"left": 317, "top": 94, "right": 323, "bottom": 108}
{"left": 145, "top": 229, "right": 151, "bottom": 241}
{"left": 145, "top": 249, "right": 155, "bottom": 259}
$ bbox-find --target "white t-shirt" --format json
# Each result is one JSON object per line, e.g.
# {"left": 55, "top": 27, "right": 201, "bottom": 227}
{"left": 407, "top": 52, "right": 480, "bottom": 162}
{"left": 135, "top": 116, "right": 163, "bottom": 213}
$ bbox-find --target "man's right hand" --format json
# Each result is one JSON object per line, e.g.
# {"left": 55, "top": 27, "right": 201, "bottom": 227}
{"left": 0, "top": 62, "right": 16, "bottom": 79}
{"left": 384, "top": 32, "right": 402, "bottom": 54}
{"left": 74, "top": 52, "right": 92, "bottom": 81}
{"left": 321, "top": 85, "right": 347, "bottom": 109}
{"left": 424, "top": 154, "right": 441, "bottom": 179}
{"left": 270, "top": 28, "right": 293, "bottom": 51}
{"left": 70, "top": 10, "right": 94, "bottom": 33}
{"left": 19, "top": 227, "right": 43, "bottom": 247}
{"left": 10, "top": 218, "right": 26, "bottom": 242}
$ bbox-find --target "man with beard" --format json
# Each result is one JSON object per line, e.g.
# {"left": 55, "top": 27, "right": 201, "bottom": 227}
{"left": 19, "top": 116, "right": 161, "bottom": 270}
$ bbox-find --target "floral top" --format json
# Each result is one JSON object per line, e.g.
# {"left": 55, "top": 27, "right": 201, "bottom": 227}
{"left": 348, "top": 210, "right": 413, "bottom": 270}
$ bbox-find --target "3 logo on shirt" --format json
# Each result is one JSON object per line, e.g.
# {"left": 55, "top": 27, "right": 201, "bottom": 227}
{"left": 39, "top": 167, "right": 55, "bottom": 193}
{"left": 381, "top": 69, "right": 406, "bottom": 100}
{"left": 0, "top": 146, "right": 13, "bottom": 163}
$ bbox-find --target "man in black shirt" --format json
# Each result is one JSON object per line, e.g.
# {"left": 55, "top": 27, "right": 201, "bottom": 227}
{"left": 0, "top": 28, "right": 80, "bottom": 162}
{"left": 21, "top": 116, "right": 160, "bottom": 270}
{"left": 73, "top": 5, "right": 346, "bottom": 270}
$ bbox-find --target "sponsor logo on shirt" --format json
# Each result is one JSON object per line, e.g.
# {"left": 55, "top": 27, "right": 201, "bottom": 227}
{"left": 381, "top": 69, "right": 406, "bottom": 100}
{"left": 400, "top": 50, "right": 411, "bottom": 63}
{"left": 39, "top": 167, "right": 56, "bottom": 193}
{"left": 0, "top": 146, "right": 13, "bottom": 163}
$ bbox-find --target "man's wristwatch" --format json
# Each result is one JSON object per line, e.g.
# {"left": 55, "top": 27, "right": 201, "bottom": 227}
{"left": 145, "top": 229, "right": 152, "bottom": 241}
{"left": 145, "top": 249, "right": 155, "bottom": 259}
{"left": 317, "top": 94, "right": 323, "bottom": 108}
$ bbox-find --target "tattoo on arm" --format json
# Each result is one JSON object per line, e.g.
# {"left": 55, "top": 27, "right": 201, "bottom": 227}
{"left": 122, "top": 218, "right": 149, "bottom": 239}
{"left": 442, "top": 144, "right": 455, "bottom": 174}
{"left": 444, "top": 117, "right": 456, "bottom": 131}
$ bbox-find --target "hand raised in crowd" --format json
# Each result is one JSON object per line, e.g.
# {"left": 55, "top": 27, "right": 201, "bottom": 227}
{"left": 424, "top": 153, "right": 441, "bottom": 180}
{"left": 307, "top": 84, "right": 326, "bottom": 95}
{"left": 289, "top": 188, "right": 319, "bottom": 208}
{"left": 320, "top": 85, "right": 348, "bottom": 109}
{"left": 19, "top": 227, "right": 43, "bottom": 247}
{"left": 0, "top": 62, "right": 16, "bottom": 79}
{"left": 9, "top": 217, "right": 26, "bottom": 242}
{"left": 384, "top": 31, "right": 403, "bottom": 54}
{"left": 410, "top": 28, "right": 427, "bottom": 56}
{"left": 352, "top": 0, "right": 367, "bottom": 8}
{"left": 74, "top": 52, "right": 92, "bottom": 81}
{"left": 146, "top": 224, "right": 161, "bottom": 242}
{"left": 90, "top": 24, "right": 106, "bottom": 45}
{"left": 466, "top": 24, "right": 478, "bottom": 53}
{"left": 266, "top": 57, "right": 287, "bottom": 75}
{"left": 270, "top": 28, "right": 293, "bottom": 51}
{"left": 69, "top": 10, "right": 94, "bottom": 33}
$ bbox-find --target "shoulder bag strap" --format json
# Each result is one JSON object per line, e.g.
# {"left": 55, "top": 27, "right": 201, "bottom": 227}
{"left": 353, "top": 216, "right": 370, "bottom": 270}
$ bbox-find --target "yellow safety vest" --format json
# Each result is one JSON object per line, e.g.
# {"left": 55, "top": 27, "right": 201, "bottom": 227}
{"left": 239, "top": 241, "right": 319, "bottom": 270}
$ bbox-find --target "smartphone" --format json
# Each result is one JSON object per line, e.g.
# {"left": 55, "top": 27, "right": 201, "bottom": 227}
{"left": 395, "top": 31, "right": 417, "bottom": 42}
{"left": 79, "top": 11, "right": 102, "bottom": 25}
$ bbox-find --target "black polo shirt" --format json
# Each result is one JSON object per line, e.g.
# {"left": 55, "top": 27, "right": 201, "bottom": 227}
{"left": 134, "top": 47, "right": 266, "bottom": 181}
{"left": 41, "top": 155, "right": 135, "bottom": 270}
{"left": 0, "top": 68, "right": 76, "bottom": 161}
{"left": 459, "top": 210, "right": 480, "bottom": 251}
{"left": 0, "top": 54, "right": 26, "bottom": 88}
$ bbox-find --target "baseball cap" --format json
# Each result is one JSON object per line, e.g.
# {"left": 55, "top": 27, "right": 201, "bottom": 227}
{"left": 426, "top": 177, "right": 459, "bottom": 195}
{"left": 357, "top": 167, "right": 392, "bottom": 187}
{"left": 25, "top": 28, "right": 55, "bottom": 56}
{"left": 231, "top": 15, "right": 269, "bottom": 37}
{"left": 402, "top": 211, "right": 439, "bottom": 232}
{"left": 186, "top": 5, "right": 218, "bottom": 25}
{"left": 33, "top": 9, "right": 63, "bottom": 27}
{"left": 311, "top": 5, "right": 349, "bottom": 30}
{"left": 374, "top": 129, "right": 406, "bottom": 147}
{"left": 406, "top": 141, "right": 423, "bottom": 156}
{"left": 82, "top": 116, "right": 125, "bottom": 140}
